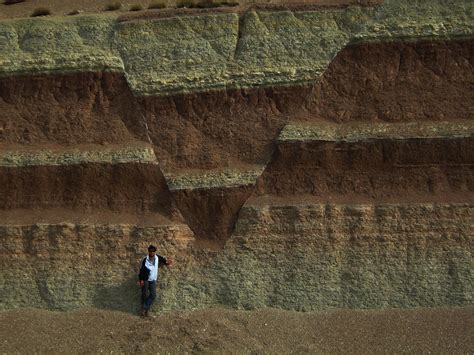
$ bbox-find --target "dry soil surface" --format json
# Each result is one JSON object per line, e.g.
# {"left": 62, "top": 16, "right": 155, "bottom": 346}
{"left": 1, "top": 306, "right": 473, "bottom": 353}
{"left": 0, "top": 0, "right": 375, "bottom": 19}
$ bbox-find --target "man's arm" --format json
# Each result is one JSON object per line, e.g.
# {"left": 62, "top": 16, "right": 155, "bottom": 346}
{"left": 157, "top": 254, "right": 173, "bottom": 267}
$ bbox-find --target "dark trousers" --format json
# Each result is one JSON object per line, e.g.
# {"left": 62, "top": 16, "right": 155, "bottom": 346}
{"left": 141, "top": 280, "right": 157, "bottom": 311}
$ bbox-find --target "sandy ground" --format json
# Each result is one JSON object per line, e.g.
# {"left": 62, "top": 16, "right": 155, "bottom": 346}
{"left": 1, "top": 306, "right": 473, "bottom": 353}
{"left": 0, "top": 0, "right": 375, "bottom": 19}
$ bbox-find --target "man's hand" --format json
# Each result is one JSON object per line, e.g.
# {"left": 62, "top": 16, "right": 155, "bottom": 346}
{"left": 167, "top": 258, "right": 174, "bottom": 267}
{"left": 138, "top": 280, "right": 144, "bottom": 287}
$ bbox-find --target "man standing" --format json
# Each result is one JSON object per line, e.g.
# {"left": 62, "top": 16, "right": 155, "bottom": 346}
{"left": 138, "top": 245, "right": 172, "bottom": 317}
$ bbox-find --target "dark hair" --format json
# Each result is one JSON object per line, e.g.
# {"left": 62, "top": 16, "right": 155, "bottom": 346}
{"left": 148, "top": 245, "right": 157, "bottom": 252}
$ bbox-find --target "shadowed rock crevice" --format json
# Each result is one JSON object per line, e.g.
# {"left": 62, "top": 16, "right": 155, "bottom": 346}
{"left": 172, "top": 186, "right": 254, "bottom": 248}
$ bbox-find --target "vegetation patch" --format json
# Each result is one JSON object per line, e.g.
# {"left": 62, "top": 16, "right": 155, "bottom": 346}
{"left": 104, "top": 2, "right": 121, "bottom": 11}
{"left": 31, "top": 7, "right": 51, "bottom": 16}
{"left": 129, "top": 4, "right": 143, "bottom": 11}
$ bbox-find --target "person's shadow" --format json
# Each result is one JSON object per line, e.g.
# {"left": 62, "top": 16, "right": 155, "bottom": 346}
{"left": 91, "top": 277, "right": 143, "bottom": 314}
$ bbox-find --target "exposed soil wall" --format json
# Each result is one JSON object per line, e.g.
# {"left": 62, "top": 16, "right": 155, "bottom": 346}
{"left": 0, "top": 72, "right": 145, "bottom": 145}
{"left": 256, "top": 137, "right": 474, "bottom": 198}
{"left": 172, "top": 186, "right": 254, "bottom": 246}
{"left": 304, "top": 39, "right": 474, "bottom": 122}
{"left": 0, "top": 163, "right": 178, "bottom": 217}
{"left": 0, "top": 37, "right": 473, "bottom": 311}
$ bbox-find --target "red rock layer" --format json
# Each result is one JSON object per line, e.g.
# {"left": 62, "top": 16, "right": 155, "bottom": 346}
{"left": 172, "top": 186, "right": 254, "bottom": 246}
{"left": 0, "top": 72, "right": 145, "bottom": 145}
{"left": 0, "top": 163, "right": 180, "bottom": 219}
{"left": 138, "top": 86, "right": 308, "bottom": 172}
{"left": 304, "top": 38, "right": 474, "bottom": 122}
{"left": 255, "top": 137, "right": 474, "bottom": 200}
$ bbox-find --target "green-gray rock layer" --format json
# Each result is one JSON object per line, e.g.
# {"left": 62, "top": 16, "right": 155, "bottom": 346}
{"left": 0, "top": 0, "right": 472, "bottom": 95}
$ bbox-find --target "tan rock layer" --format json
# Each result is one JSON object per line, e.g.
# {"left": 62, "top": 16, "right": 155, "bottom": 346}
{"left": 1, "top": 203, "right": 470, "bottom": 311}
{"left": 201, "top": 202, "right": 473, "bottom": 310}
{"left": 279, "top": 121, "right": 474, "bottom": 142}
{"left": 0, "top": 222, "right": 193, "bottom": 310}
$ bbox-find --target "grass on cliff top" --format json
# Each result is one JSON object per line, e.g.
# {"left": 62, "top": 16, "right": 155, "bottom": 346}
{"left": 104, "top": 2, "right": 122, "bottom": 11}
{"left": 31, "top": 7, "right": 51, "bottom": 17}
{"left": 129, "top": 4, "right": 143, "bottom": 11}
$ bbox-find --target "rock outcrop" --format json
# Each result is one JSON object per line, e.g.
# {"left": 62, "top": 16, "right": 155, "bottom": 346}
{"left": 0, "top": 0, "right": 472, "bottom": 311}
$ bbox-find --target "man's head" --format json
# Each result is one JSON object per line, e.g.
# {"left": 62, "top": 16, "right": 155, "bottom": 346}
{"left": 148, "top": 245, "right": 157, "bottom": 258}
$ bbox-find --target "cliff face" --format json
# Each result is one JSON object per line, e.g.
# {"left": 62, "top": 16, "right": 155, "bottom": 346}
{"left": 0, "top": 0, "right": 473, "bottom": 311}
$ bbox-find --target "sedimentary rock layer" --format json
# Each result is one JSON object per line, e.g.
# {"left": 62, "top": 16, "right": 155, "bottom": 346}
{"left": 304, "top": 39, "right": 474, "bottom": 122}
{"left": 0, "top": 162, "right": 178, "bottom": 215}
{"left": 0, "top": 143, "right": 155, "bottom": 166}
{"left": 257, "top": 124, "right": 474, "bottom": 199}
{"left": 0, "top": 0, "right": 472, "bottom": 94}
{"left": 2, "top": 202, "right": 470, "bottom": 311}
{"left": 0, "top": 72, "right": 144, "bottom": 145}
{"left": 0, "top": 221, "right": 193, "bottom": 310}
{"left": 190, "top": 202, "right": 472, "bottom": 310}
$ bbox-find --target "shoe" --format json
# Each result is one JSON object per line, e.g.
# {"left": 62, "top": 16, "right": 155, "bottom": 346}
{"left": 140, "top": 309, "right": 146, "bottom": 317}
{"left": 147, "top": 312, "right": 156, "bottom": 319}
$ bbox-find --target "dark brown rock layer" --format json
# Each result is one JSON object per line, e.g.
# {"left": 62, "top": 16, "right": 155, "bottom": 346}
{"left": 0, "top": 163, "right": 179, "bottom": 218}
{"left": 304, "top": 39, "right": 474, "bottom": 122}
{"left": 172, "top": 186, "right": 254, "bottom": 246}
{"left": 256, "top": 137, "right": 474, "bottom": 199}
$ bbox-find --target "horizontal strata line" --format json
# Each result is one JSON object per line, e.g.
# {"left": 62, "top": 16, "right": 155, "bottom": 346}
{"left": 278, "top": 121, "right": 474, "bottom": 142}
{"left": 245, "top": 192, "right": 474, "bottom": 208}
{"left": 0, "top": 209, "right": 183, "bottom": 226}
{"left": 0, "top": 59, "right": 125, "bottom": 79}
{"left": 244, "top": 199, "right": 473, "bottom": 210}
{"left": 0, "top": 143, "right": 157, "bottom": 167}
{"left": 165, "top": 166, "right": 265, "bottom": 190}
{"left": 0, "top": 222, "right": 192, "bottom": 230}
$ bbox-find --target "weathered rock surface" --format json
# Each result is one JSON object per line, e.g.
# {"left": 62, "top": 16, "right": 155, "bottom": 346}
{"left": 0, "top": 0, "right": 472, "bottom": 94}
